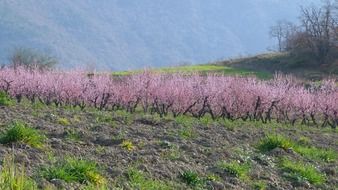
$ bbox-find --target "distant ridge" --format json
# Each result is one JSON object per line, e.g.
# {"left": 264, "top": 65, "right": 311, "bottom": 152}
{"left": 0, "top": 0, "right": 320, "bottom": 70}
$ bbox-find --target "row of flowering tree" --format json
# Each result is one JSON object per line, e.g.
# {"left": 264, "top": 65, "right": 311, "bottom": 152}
{"left": 0, "top": 67, "right": 337, "bottom": 128}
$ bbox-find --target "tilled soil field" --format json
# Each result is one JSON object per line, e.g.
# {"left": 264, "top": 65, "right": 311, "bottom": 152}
{"left": 0, "top": 104, "right": 337, "bottom": 190}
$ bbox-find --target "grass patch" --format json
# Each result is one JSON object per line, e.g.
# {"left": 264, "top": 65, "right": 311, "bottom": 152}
{"left": 72, "top": 115, "right": 82, "bottom": 123}
{"left": 199, "top": 115, "right": 216, "bottom": 127}
{"left": 0, "top": 121, "right": 45, "bottom": 149}
{"left": 178, "top": 127, "right": 195, "bottom": 139}
{"left": 257, "top": 135, "right": 337, "bottom": 162}
{"left": 294, "top": 146, "right": 337, "bottom": 163}
{"left": 95, "top": 112, "right": 116, "bottom": 126}
{"left": 114, "top": 110, "right": 134, "bottom": 125}
{"left": 279, "top": 158, "right": 326, "bottom": 185}
{"left": 174, "top": 115, "right": 196, "bottom": 128}
{"left": 161, "top": 145, "right": 181, "bottom": 161}
{"left": 138, "top": 113, "right": 162, "bottom": 124}
{"left": 0, "top": 91, "right": 13, "bottom": 106}
{"left": 205, "top": 173, "right": 221, "bottom": 182}
{"left": 41, "top": 157, "right": 106, "bottom": 185}
{"left": 297, "top": 136, "right": 311, "bottom": 146}
{"left": 112, "top": 64, "right": 271, "bottom": 79}
{"left": 180, "top": 170, "right": 201, "bottom": 186}
{"left": 31, "top": 101, "right": 46, "bottom": 110}
{"left": 179, "top": 170, "right": 222, "bottom": 188}
{"left": 0, "top": 155, "right": 37, "bottom": 190}
{"left": 257, "top": 135, "right": 294, "bottom": 153}
{"left": 121, "top": 140, "right": 135, "bottom": 151}
{"left": 218, "top": 119, "right": 245, "bottom": 131}
{"left": 112, "top": 65, "right": 225, "bottom": 76}
{"left": 217, "top": 161, "right": 251, "bottom": 180}
{"left": 58, "top": 117, "right": 71, "bottom": 126}
{"left": 65, "top": 129, "right": 82, "bottom": 142}
{"left": 174, "top": 116, "right": 198, "bottom": 139}
{"left": 126, "top": 168, "right": 174, "bottom": 190}
{"left": 252, "top": 180, "right": 267, "bottom": 190}
{"left": 219, "top": 52, "right": 332, "bottom": 80}
{"left": 220, "top": 67, "right": 271, "bottom": 79}
{"left": 83, "top": 183, "right": 108, "bottom": 190}
{"left": 95, "top": 146, "right": 106, "bottom": 154}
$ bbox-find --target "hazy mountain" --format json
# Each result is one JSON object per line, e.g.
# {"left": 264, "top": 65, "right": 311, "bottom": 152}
{"left": 0, "top": 0, "right": 320, "bottom": 70}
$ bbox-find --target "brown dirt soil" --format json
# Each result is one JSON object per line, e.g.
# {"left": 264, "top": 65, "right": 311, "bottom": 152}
{"left": 0, "top": 104, "right": 337, "bottom": 190}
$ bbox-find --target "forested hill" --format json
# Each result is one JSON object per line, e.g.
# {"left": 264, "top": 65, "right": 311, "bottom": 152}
{"left": 0, "top": 0, "right": 319, "bottom": 70}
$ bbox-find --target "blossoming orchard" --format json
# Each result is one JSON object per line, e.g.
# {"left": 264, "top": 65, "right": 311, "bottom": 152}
{"left": 0, "top": 67, "right": 337, "bottom": 128}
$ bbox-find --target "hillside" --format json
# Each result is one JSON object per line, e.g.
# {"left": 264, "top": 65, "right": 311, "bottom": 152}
{"left": 217, "top": 52, "right": 338, "bottom": 80}
{"left": 1, "top": 1, "right": 337, "bottom": 189}
{"left": 113, "top": 52, "right": 338, "bottom": 80}
{"left": 0, "top": 0, "right": 320, "bottom": 70}
{"left": 0, "top": 101, "right": 337, "bottom": 189}
{"left": 0, "top": 64, "right": 336, "bottom": 189}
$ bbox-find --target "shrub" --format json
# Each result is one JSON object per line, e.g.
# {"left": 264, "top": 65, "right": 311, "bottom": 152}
{"left": 0, "top": 121, "right": 45, "bottom": 148}
{"left": 41, "top": 157, "right": 106, "bottom": 185}
{"left": 9, "top": 48, "right": 58, "bottom": 71}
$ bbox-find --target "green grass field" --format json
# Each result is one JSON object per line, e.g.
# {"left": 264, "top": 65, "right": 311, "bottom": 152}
{"left": 113, "top": 64, "right": 272, "bottom": 79}
{"left": 113, "top": 52, "right": 337, "bottom": 80}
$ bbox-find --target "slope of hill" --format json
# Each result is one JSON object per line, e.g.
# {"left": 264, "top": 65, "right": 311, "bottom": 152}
{"left": 0, "top": 102, "right": 336, "bottom": 189}
{"left": 0, "top": 0, "right": 320, "bottom": 70}
{"left": 217, "top": 52, "right": 338, "bottom": 80}
{"left": 113, "top": 52, "right": 338, "bottom": 80}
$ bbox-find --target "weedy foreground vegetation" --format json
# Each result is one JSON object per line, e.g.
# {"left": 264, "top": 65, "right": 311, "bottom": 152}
{"left": 0, "top": 67, "right": 336, "bottom": 189}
